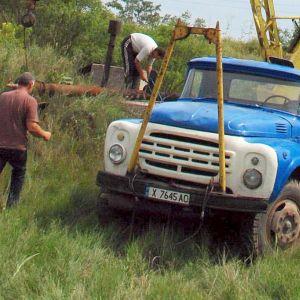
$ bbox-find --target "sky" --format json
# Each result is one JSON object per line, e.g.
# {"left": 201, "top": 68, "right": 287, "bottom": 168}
{"left": 148, "top": 0, "right": 300, "bottom": 39}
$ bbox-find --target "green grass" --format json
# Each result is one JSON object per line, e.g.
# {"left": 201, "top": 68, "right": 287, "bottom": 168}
{"left": 0, "top": 94, "right": 300, "bottom": 299}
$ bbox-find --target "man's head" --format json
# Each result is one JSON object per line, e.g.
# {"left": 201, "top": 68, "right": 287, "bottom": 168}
{"left": 17, "top": 72, "right": 35, "bottom": 93}
{"left": 151, "top": 47, "right": 166, "bottom": 59}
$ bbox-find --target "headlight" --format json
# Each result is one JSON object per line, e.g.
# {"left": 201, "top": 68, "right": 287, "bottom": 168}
{"left": 109, "top": 144, "right": 126, "bottom": 164}
{"left": 243, "top": 169, "right": 262, "bottom": 189}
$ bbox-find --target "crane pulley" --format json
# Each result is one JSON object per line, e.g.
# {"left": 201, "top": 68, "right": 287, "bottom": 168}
{"left": 21, "top": 0, "right": 39, "bottom": 28}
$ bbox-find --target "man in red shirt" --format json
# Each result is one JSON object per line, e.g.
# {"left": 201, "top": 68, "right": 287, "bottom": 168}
{"left": 0, "top": 72, "right": 51, "bottom": 208}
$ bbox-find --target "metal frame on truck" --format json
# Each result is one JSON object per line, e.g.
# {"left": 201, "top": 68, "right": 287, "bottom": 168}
{"left": 127, "top": 20, "right": 227, "bottom": 192}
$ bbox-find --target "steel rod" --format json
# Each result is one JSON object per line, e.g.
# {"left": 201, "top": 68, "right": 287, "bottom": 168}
{"left": 216, "top": 22, "right": 226, "bottom": 193}
{"left": 127, "top": 25, "right": 177, "bottom": 173}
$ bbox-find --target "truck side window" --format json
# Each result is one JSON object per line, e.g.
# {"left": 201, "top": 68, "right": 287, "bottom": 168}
{"left": 191, "top": 71, "right": 203, "bottom": 98}
{"left": 181, "top": 69, "right": 215, "bottom": 99}
{"left": 181, "top": 69, "right": 203, "bottom": 98}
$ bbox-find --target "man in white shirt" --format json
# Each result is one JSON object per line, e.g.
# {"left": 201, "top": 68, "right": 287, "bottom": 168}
{"left": 121, "top": 33, "right": 165, "bottom": 91}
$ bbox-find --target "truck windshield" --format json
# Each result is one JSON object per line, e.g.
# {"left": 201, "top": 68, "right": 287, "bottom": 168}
{"left": 181, "top": 69, "right": 300, "bottom": 114}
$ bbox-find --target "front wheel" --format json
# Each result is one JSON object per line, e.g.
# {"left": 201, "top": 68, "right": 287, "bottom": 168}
{"left": 252, "top": 180, "right": 300, "bottom": 255}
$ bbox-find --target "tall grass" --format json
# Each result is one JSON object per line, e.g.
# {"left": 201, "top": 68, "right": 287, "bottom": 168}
{"left": 0, "top": 42, "right": 76, "bottom": 88}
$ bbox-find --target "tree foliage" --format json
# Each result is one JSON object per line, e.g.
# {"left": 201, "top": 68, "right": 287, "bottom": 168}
{"left": 33, "top": 1, "right": 113, "bottom": 61}
{"left": 106, "top": 0, "right": 161, "bottom": 26}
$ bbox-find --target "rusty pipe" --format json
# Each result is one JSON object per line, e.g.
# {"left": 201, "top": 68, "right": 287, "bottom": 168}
{"left": 7, "top": 81, "right": 108, "bottom": 97}
{"left": 34, "top": 81, "right": 107, "bottom": 97}
{"left": 101, "top": 20, "right": 122, "bottom": 87}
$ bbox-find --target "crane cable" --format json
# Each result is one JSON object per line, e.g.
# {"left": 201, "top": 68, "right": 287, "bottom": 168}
{"left": 23, "top": 27, "right": 29, "bottom": 71}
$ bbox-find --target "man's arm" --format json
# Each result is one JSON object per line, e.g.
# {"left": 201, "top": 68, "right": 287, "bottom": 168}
{"left": 25, "top": 97, "right": 51, "bottom": 141}
{"left": 26, "top": 121, "right": 51, "bottom": 141}
{"left": 134, "top": 58, "right": 148, "bottom": 82}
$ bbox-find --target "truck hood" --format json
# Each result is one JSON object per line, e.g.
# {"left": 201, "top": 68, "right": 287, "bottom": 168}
{"left": 150, "top": 99, "right": 292, "bottom": 138}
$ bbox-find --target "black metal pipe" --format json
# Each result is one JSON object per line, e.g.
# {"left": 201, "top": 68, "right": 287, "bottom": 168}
{"left": 101, "top": 20, "right": 122, "bottom": 87}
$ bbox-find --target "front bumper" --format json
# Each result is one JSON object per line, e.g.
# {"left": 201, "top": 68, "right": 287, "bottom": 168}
{"left": 97, "top": 171, "right": 268, "bottom": 213}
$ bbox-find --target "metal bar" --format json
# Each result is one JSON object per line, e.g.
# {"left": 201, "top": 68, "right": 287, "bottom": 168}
{"left": 216, "top": 22, "right": 226, "bottom": 193}
{"left": 101, "top": 20, "right": 122, "bottom": 87}
{"left": 272, "top": 16, "right": 300, "bottom": 20}
{"left": 148, "top": 77, "right": 163, "bottom": 102}
{"left": 264, "top": 0, "right": 278, "bottom": 43}
{"left": 127, "top": 20, "right": 226, "bottom": 193}
{"left": 127, "top": 24, "right": 177, "bottom": 173}
{"left": 101, "top": 34, "right": 116, "bottom": 87}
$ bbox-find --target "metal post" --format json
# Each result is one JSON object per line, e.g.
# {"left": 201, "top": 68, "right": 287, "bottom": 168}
{"left": 101, "top": 20, "right": 122, "bottom": 87}
{"left": 127, "top": 33, "right": 176, "bottom": 173}
{"left": 216, "top": 22, "right": 226, "bottom": 193}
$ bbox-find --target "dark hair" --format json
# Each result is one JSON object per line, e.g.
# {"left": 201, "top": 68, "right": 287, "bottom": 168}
{"left": 154, "top": 47, "right": 166, "bottom": 58}
{"left": 17, "top": 72, "right": 35, "bottom": 86}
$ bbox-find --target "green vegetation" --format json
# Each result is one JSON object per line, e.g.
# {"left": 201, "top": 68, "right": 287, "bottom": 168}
{"left": 1, "top": 1, "right": 300, "bottom": 298}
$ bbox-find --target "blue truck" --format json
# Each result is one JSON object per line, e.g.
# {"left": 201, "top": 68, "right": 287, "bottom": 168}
{"left": 97, "top": 57, "right": 300, "bottom": 254}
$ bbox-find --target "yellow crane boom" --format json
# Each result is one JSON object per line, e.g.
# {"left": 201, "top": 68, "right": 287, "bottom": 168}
{"left": 250, "top": 0, "right": 300, "bottom": 68}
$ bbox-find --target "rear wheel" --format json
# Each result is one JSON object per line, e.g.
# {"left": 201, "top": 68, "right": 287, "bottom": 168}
{"left": 252, "top": 180, "right": 300, "bottom": 255}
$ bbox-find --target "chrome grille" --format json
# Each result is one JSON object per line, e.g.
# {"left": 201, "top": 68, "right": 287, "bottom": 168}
{"left": 139, "top": 132, "right": 233, "bottom": 184}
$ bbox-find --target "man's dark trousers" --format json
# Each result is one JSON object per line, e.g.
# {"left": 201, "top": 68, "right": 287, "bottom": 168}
{"left": 0, "top": 148, "right": 27, "bottom": 207}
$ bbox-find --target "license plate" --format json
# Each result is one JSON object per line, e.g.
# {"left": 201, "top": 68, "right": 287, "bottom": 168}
{"left": 146, "top": 186, "right": 190, "bottom": 205}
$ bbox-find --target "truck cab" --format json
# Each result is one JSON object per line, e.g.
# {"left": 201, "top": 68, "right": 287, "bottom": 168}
{"left": 97, "top": 57, "right": 300, "bottom": 254}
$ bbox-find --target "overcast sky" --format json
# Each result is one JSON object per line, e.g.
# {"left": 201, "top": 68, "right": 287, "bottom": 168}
{"left": 149, "top": 0, "right": 299, "bottom": 39}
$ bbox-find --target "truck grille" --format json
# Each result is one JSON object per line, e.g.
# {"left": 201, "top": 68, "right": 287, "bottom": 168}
{"left": 139, "top": 132, "right": 233, "bottom": 184}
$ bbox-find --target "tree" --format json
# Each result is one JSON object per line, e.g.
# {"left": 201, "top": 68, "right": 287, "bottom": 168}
{"left": 194, "top": 17, "right": 206, "bottom": 28}
{"left": 106, "top": 0, "right": 161, "bottom": 26}
{"left": 279, "top": 23, "right": 300, "bottom": 52}
{"left": 31, "top": 1, "right": 113, "bottom": 61}
{"left": 161, "top": 11, "right": 195, "bottom": 26}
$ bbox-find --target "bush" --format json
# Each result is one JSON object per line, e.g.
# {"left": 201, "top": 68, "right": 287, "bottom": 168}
{"left": 0, "top": 31, "right": 75, "bottom": 89}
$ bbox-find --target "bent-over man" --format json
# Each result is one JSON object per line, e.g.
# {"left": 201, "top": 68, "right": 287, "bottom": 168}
{"left": 0, "top": 72, "right": 51, "bottom": 208}
{"left": 121, "top": 33, "right": 165, "bottom": 90}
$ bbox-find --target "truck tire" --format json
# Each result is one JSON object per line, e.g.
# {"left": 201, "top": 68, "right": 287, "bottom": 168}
{"left": 252, "top": 180, "right": 300, "bottom": 255}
